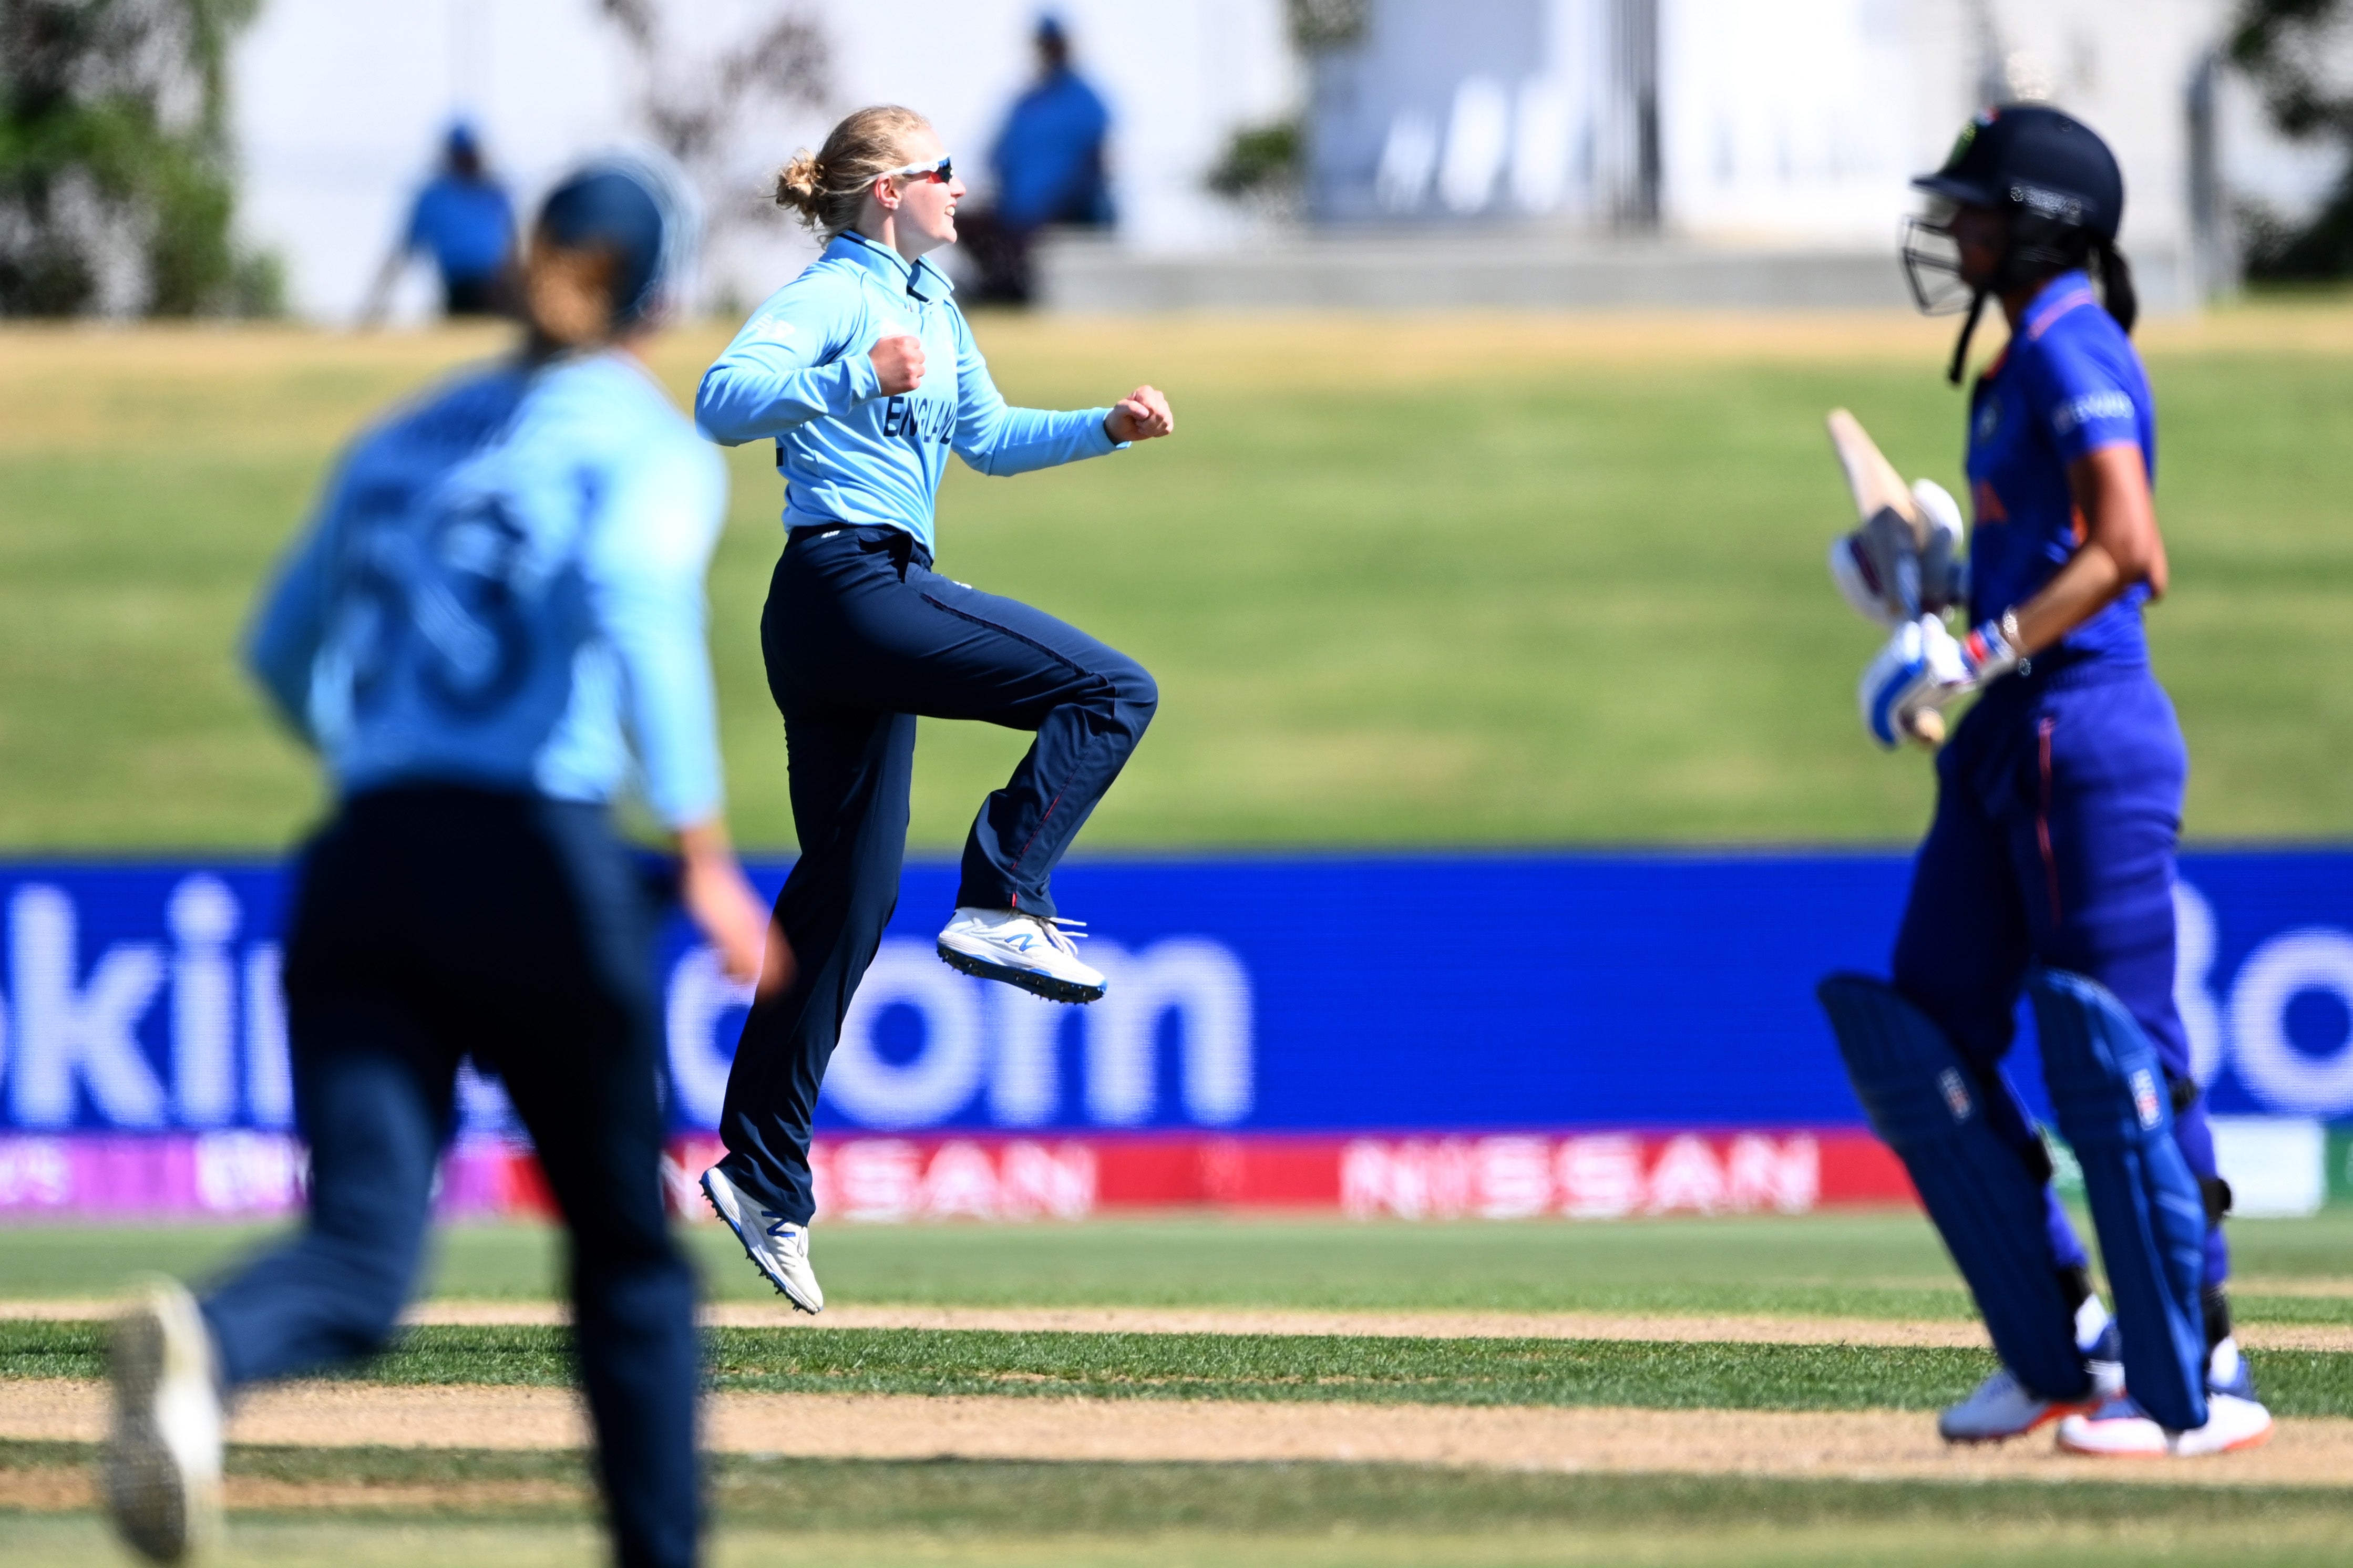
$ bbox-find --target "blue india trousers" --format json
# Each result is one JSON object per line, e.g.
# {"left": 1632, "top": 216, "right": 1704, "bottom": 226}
{"left": 717, "top": 525, "right": 1157, "bottom": 1221}
{"left": 1892, "top": 658, "right": 2228, "bottom": 1291}
{"left": 199, "top": 786, "right": 701, "bottom": 1568}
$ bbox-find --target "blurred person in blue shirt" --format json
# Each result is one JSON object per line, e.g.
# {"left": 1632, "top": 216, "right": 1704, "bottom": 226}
{"left": 364, "top": 122, "right": 518, "bottom": 322}
{"left": 960, "top": 14, "right": 1113, "bottom": 305}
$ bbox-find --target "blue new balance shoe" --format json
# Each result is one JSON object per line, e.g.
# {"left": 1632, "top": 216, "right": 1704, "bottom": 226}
{"left": 701, "top": 1165, "right": 824, "bottom": 1314}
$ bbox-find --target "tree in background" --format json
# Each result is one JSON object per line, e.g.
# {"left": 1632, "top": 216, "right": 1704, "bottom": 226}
{"left": 0, "top": 0, "right": 279, "bottom": 316}
{"left": 599, "top": 0, "right": 828, "bottom": 303}
{"left": 1204, "top": 0, "right": 1366, "bottom": 216}
{"left": 2231, "top": 0, "right": 2353, "bottom": 278}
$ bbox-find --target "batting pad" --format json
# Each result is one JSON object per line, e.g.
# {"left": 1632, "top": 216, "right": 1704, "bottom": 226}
{"left": 2029, "top": 968, "right": 2211, "bottom": 1433}
{"left": 1818, "top": 974, "right": 2087, "bottom": 1402}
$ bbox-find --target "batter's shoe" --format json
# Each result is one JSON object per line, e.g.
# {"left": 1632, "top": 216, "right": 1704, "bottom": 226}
{"left": 105, "top": 1278, "right": 222, "bottom": 1563}
{"left": 1938, "top": 1297, "right": 2123, "bottom": 1443}
{"left": 936, "top": 907, "right": 1105, "bottom": 1003}
{"left": 2206, "top": 1334, "right": 2258, "bottom": 1401}
{"left": 701, "top": 1166, "right": 824, "bottom": 1314}
{"left": 2056, "top": 1390, "right": 2274, "bottom": 1457}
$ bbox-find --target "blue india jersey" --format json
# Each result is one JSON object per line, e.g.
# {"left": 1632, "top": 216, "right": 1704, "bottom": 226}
{"left": 695, "top": 231, "right": 1123, "bottom": 552}
{"left": 1965, "top": 270, "right": 2157, "bottom": 665}
{"left": 245, "top": 350, "right": 729, "bottom": 829}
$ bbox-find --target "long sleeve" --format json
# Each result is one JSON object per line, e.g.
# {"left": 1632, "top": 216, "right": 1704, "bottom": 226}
{"left": 581, "top": 438, "right": 730, "bottom": 829}
{"left": 695, "top": 277, "right": 883, "bottom": 446}
{"left": 949, "top": 309, "right": 1124, "bottom": 476}
{"left": 241, "top": 470, "right": 350, "bottom": 747}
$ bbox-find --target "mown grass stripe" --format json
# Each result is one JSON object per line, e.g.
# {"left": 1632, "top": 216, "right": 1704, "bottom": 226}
{"left": 10, "top": 1322, "right": 2353, "bottom": 1418}
{"left": 5, "top": 1442, "right": 2353, "bottom": 1533}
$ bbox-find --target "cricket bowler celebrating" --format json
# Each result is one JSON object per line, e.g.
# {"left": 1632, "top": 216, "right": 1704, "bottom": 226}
{"left": 693, "top": 105, "right": 1172, "bottom": 1311}
{"left": 1818, "top": 107, "right": 2271, "bottom": 1457}
{"left": 103, "top": 153, "right": 772, "bottom": 1566}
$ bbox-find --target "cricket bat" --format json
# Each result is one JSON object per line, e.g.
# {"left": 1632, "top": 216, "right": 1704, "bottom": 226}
{"left": 1824, "top": 408, "right": 1944, "bottom": 748}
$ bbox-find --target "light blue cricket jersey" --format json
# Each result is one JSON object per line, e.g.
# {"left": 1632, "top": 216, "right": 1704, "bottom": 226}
{"left": 246, "top": 350, "right": 729, "bottom": 829}
{"left": 696, "top": 230, "right": 1123, "bottom": 551}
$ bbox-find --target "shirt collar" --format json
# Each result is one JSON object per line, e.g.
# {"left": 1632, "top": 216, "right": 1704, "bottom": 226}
{"left": 2022, "top": 269, "right": 2098, "bottom": 342}
{"left": 829, "top": 230, "right": 954, "bottom": 303}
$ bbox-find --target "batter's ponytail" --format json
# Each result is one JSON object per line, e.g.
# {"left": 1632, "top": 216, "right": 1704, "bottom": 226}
{"left": 773, "top": 105, "right": 931, "bottom": 240}
{"left": 2096, "top": 240, "right": 2138, "bottom": 335}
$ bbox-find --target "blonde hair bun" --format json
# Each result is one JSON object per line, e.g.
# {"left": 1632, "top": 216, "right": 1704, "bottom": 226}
{"left": 775, "top": 150, "right": 825, "bottom": 218}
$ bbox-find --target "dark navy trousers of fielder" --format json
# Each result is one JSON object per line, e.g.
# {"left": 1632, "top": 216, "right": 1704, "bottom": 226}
{"left": 200, "top": 787, "right": 701, "bottom": 1568}
{"left": 718, "top": 525, "right": 1157, "bottom": 1221}
{"left": 1892, "top": 658, "right": 2228, "bottom": 1291}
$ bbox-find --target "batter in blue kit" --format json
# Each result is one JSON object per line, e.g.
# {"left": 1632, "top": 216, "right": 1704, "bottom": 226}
{"left": 1822, "top": 106, "right": 2272, "bottom": 1458}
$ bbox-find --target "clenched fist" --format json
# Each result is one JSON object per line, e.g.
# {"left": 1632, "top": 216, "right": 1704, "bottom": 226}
{"left": 1105, "top": 385, "right": 1174, "bottom": 443}
{"left": 869, "top": 333, "right": 926, "bottom": 396}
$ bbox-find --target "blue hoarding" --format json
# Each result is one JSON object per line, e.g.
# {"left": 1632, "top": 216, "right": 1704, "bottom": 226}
{"left": 0, "top": 852, "right": 2348, "bottom": 1138}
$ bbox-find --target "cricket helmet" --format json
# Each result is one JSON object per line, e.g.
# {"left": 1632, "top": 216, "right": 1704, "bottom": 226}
{"left": 1901, "top": 105, "right": 2131, "bottom": 381}
{"left": 535, "top": 149, "right": 700, "bottom": 332}
{"left": 1915, "top": 105, "right": 2123, "bottom": 244}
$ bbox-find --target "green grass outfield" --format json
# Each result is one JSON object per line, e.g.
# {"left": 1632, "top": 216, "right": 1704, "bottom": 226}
{"left": 5, "top": 306, "right": 2353, "bottom": 851}
{"left": 5, "top": 1450, "right": 2353, "bottom": 1567}
{"left": 8, "top": 1214, "right": 2353, "bottom": 1564}
{"left": 9, "top": 1211, "right": 2353, "bottom": 1322}
{"left": 8, "top": 1316, "right": 2353, "bottom": 1414}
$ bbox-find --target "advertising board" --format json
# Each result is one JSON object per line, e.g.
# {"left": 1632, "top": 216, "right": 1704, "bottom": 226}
{"left": 0, "top": 853, "right": 2345, "bottom": 1219}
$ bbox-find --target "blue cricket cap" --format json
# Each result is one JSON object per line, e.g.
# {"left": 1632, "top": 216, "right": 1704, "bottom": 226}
{"left": 535, "top": 151, "right": 697, "bottom": 330}
{"left": 445, "top": 120, "right": 480, "bottom": 159}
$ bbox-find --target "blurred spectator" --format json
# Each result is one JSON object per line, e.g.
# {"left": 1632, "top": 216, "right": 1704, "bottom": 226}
{"left": 961, "top": 14, "right": 1114, "bottom": 305}
{"left": 362, "top": 122, "right": 517, "bottom": 323}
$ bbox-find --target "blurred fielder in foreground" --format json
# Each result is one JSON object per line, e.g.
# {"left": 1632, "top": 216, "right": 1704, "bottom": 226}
{"left": 104, "top": 153, "right": 777, "bottom": 1567}
{"left": 1820, "top": 107, "right": 2269, "bottom": 1459}
{"left": 692, "top": 104, "right": 1171, "bottom": 1314}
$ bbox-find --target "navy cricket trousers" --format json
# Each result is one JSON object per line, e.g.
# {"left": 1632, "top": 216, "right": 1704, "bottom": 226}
{"left": 717, "top": 525, "right": 1156, "bottom": 1221}
{"left": 200, "top": 787, "right": 701, "bottom": 1568}
{"left": 1891, "top": 659, "right": 2227, "bottom": 1292}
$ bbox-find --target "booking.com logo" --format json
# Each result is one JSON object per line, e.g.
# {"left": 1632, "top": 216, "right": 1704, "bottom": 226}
{"left": 4, "top": 871, "right": 2353, "bottom": 1132}
{"left": 665, "top": 936, "right": 1255, "bottom": 1132}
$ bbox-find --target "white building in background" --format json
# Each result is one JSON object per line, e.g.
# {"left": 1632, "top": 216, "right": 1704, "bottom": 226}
{"left": 231, "top": 0, "right": 1296, "bottom": 322}
{"left": 229, "top": 0, "right": 2338, "bottom": 318}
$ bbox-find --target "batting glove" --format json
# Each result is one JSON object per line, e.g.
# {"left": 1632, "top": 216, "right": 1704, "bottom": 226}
{"left": 1826, "top": 478, "right": 1969, "bottom": 629}
{"left": 1858, "top": 614, "right": 1967, "bottom": 749}
{"left": 1912, "top": 478, "right": 1968, "bottom": 613}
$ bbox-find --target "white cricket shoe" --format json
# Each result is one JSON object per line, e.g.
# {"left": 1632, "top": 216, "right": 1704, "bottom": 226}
{"left": 2056, "top": 1391, "right": 2274, "bottom": 1457}
{"left": 1938, "top": 1297, "right": 2123, "bottom": 1443}
{"left": 936, "top": 906, "right": 1106, "bottom": 1004}
{"left": 106, "top": 1278, "right": 222, "bottom": 1563}
{"left": 701, "top": 1165, "right": 824, "bottom": 1314}
{"left": 2055, "top": 1336, "right": 2275, "bottom": 1458}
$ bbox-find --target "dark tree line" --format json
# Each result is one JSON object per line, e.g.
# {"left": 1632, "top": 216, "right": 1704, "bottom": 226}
{"left": 2233, "top": 0, "right": 2353, "bottom": 278}
{"left": 0, "top": 0, "right": 279, "bottom": 316}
